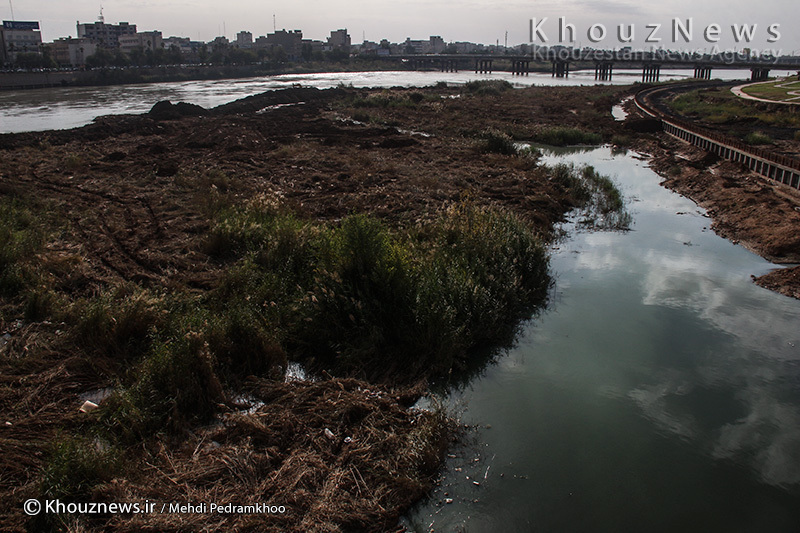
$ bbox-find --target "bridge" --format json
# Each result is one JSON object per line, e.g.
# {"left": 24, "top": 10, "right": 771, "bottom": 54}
{"left": 383, "top": 52, "right": 800, "bottom": 82}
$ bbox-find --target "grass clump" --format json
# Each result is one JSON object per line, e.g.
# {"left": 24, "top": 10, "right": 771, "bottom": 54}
{"left": 547, "top": 163, "right": 631, "bottom": 230}
{"left": 533, "top": 127, "right": 603, "bottom": 146}
{"left": 351, "top": 93, "right": 416, "bottom": 109}
{"left": 102, "top": 329, "right": 226, "bottom": 440}
{"left": 478, "top": 129, "right": 519, "bottom": 155}
{"left": 297, "top": 204, "right": 549, "bottom": 381}
{"left": 611, "top": 134, "right": 633, "bottom": 146}
{"left": 71, "top": 286, "right": 165, "bottom": 358}
{"left": 0, "top": 197, "right": 47, "bottom": 298}
{"left": 744, "top": 131, "right": 773, "bottom": 145}
{"left": 463, "top": 79, "right": 513, "bottom": 96}
{"left": 39, "top": 435, "right": 120, "bottom": 501}
{"left": 417, "top": 204, "right": 550, "bottom": 358}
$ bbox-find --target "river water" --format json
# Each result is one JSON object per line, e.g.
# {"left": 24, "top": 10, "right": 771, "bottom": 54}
{"left": 3, "top": 70, "right": 800, "bottom": 530}
{"left": 404, "top": 146, "right": 800, "bottom": 532}
{"left": 1, "top": 68, "right": 796, "bottom": 134}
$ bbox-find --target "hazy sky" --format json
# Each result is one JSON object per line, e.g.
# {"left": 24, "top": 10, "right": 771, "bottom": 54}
{"left": 3, "top": 0, "right": 799, "bottom": 51}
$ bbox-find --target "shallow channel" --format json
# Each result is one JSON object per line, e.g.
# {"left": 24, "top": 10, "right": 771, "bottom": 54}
{"left": 404, "top": 146, "right": 800, "bottom": 532}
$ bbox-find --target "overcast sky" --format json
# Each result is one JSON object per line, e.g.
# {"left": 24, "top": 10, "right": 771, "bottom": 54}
{"left": 3, "top": 0, "right": 799, "bottom": 52}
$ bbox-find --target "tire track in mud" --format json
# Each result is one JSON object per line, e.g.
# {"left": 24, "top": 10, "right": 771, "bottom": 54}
{"left": 11, "top": 169, "right": 191, "bottom": 286}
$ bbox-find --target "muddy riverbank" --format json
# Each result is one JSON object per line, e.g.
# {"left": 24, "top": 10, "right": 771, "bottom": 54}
{"left": 2, "top": 79, "right": 799, "bottom": 531}
{"left": 644, "top": 133, "right": 800, "bottom": 300}
{"left": 0, "top": 82, "right": 628, "bottom": 531}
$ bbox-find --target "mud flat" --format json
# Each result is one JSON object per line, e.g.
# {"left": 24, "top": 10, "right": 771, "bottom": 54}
{"left": 0, "top": 82, "right": 630, "bottom": 531}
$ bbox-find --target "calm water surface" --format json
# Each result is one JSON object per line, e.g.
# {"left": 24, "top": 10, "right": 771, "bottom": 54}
{"left": 2, "top": 68, "right": 795, "bottom": 133}
{"left": 404, "top": 146, "right": 800, "bottom": 532}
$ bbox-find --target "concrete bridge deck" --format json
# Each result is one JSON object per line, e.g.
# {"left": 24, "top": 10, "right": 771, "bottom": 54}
{"left": 387, "top": 53, "right": 800, "bottom": 82}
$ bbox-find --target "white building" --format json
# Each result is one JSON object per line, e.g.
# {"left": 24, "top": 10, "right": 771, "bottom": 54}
{"left": 1, "top": 21, "right": 43, "bottom": 64}
{"left": 163, "top": 36, "right": 193, "bottom": 56}
{"left": 77, "top": 20, "right": 136, "bottom": 48}
{"left": 119, "top": 31, "right": 163, "bottom": 55}
{"left": 51, "top": 37, "right": 97, "bottom": 67}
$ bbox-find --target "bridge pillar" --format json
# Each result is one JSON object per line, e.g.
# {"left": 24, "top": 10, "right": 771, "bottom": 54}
{"left": 475, "top": 59, "right": 493, "bottom": 74}
{"left": 693, "top": 66, "right": 712, "bottom": 80}
{"left": 512, "top": 60, "right": 530, "bottom": 75}
{"left": 552, "top": 60, "right": 569, "bottom": 78}
{"left": 440, "top": 59, "right": 457, "bottom": 72}
{"left": 594, "top": 62, "right": 613, "bottom": 81}
{"left": 750, "top": 67, "right": 770, "bottom": 81}
{"left": 642, "top": 64, "right": 661, "bottom": 82}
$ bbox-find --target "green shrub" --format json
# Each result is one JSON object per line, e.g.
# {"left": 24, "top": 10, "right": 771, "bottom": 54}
{"left": 610, "top": 134, "right": 632, "bottom": 146}
{"left": 463, "top": 79, "right": 513, "bottom": 96}
{"left": 297, "top": 215, "right": 417, "bottom": 372}
{"left": 0, "top": 198, "right": 46, "bottom": 297}
{"left": 479, "top": 129, "right": 519, "bottom": 155}
{"left": 207, "top": 304, "right": 287, "bottom": 378}
{"left": 102, "top": 330, "right": 224, "bottom": 439}
{"left": 744, "top": 131, "right": 773, "bottom": 145}
{"left": 205, "top": 196, "right": 310, "bottom": 260}
{"left": 352, "top": 111, "right": 372, "bottom": 123}
{"left": 423, "top": 203, "right": 549, "bottom": 349}
{"left": 547, "top": 164, "right": 631, "bottom": 230}
{"left": 295, "top": 206, "right": 549, "bottom": 381}
{"left": 408, "top": 92, "right": 425, "bottom": 104}
{"left": 72, "top": 287, "right": 164, "bottom": 358}
{"left": 533, "top": 127, "right": 602, "bottom": 146}
{"left": 549, "top": 163, "right": 591, "bottom": 204}
{"left": 39, "top": 435, "right": 119, "bottom": 500}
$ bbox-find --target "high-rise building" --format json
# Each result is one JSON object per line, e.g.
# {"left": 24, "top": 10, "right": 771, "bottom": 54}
{"left": 264, "top": 29, "right": 303, "bottom": 59}
{"left": 236, "top": 31, "right": 253, "bottom": 49}
{"left": 327, "top": 29, "right": 351, "bottom": 50}
{"left": 77, "top": 20, "right": 137, "bottom": 48}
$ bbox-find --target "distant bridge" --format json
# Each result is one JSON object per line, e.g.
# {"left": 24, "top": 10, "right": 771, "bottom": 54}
{"left": 381, "top": 52, "right": 800, "bottom": 82}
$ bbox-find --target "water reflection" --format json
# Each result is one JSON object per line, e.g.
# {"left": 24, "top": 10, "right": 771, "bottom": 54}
{"left": 406, "top": 146, "right": 800, "bottom": 532}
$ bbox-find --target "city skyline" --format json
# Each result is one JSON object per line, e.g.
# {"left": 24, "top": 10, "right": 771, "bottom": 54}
{"left": 3, "top": 0, "right": 799, "bottom": 51}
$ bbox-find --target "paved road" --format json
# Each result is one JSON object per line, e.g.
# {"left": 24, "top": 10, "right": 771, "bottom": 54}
{"left": 731, "top": 78, "right": 800, "bottom": 105}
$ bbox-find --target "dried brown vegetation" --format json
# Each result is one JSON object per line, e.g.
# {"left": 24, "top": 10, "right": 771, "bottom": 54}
{"left": 1, "top": 83, "right": 625, "bottom": 531}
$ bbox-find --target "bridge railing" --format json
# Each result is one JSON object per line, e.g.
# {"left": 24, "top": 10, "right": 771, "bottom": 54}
{"left": 635, "top": 85, "right": 800, "bottom": 174}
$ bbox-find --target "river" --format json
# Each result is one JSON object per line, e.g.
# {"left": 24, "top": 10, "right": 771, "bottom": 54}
{"left": 4, "top": 70, "right": 800, "bottom": 531}
{"left": 1, "top": 68, "right": 796, "bottom": 134}
{"left": 403, "top": 146, "right": 800, "bottom": 532}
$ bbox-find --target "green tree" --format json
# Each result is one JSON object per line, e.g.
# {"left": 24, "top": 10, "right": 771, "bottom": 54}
{"left": 326, "top": 47, "right": 349, "bottom": 63}
{"left": 166, "top": 45, "right": 183, "bottom": 64}
{"left": 15, "top": 52, "right": 46, "bottom": 69}
{"left": 85, "top": 48, "right": 115, "bottom": 68}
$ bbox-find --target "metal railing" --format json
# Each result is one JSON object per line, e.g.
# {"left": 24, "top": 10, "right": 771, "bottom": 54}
{"left": 634, "top": 84, "right": 800, "bottom": 189}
